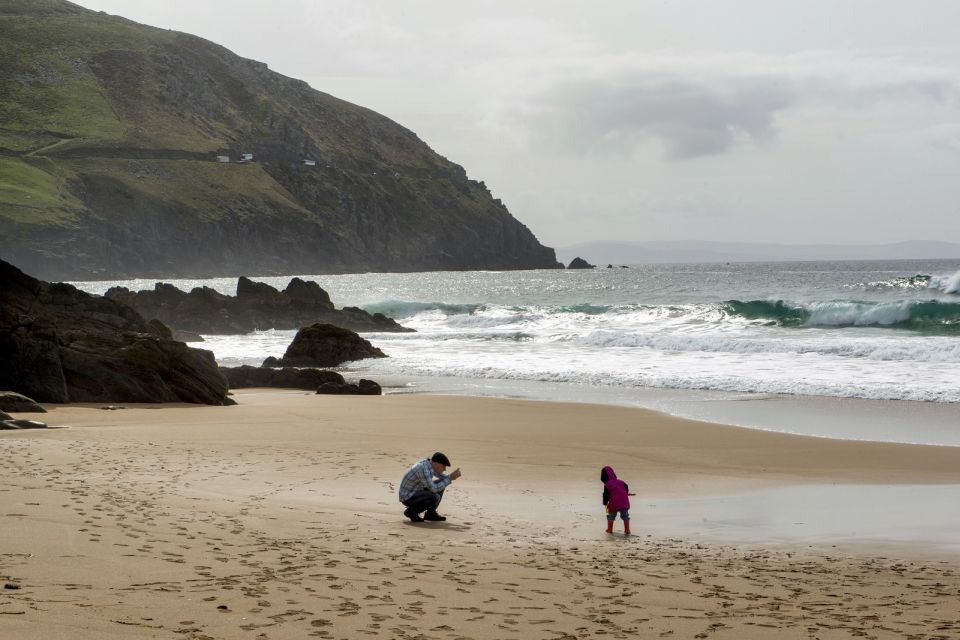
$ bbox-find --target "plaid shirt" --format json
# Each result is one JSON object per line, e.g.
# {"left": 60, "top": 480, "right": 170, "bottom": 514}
{"left": 399, "top": 458, "right": 452, "bottom": 501}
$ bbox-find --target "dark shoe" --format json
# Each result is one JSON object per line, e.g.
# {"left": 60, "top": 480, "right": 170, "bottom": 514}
{"left": 423, "top": 510, "right": 446, "bottom": 522}
{"left": 404, "top": 508, "right": 424, "bottom": 523}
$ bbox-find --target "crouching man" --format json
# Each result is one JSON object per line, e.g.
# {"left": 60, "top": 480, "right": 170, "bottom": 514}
{"left": 399, "top": 452, "right": 461, "bottom": 522}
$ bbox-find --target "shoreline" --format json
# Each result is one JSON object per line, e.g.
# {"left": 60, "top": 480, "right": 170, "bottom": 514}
{"left": 359, "top": 371, "right": 960, "bottom": 447}
{"left": 4, "top": 390, "right": 960, "bottom": 638}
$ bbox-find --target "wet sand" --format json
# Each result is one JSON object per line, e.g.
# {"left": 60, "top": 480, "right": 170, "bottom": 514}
{"left": 3, "top": 390, "right": 960, "bottom": 639}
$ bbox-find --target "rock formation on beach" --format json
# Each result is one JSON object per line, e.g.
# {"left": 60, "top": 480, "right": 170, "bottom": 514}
{"left": 270, "top": 323, "right": 387, "bottom": 368}
{"left": 0, "top": 258, "right": 231, "bottom": 405}
{"left": 220, "top": 365, "right": 383, "bottom": 395}
{"left": 220, "top": 365, "right": 345, "bottom": 391}
{"left": 0, "top": 0, "right": 561, "bottom": 280}
{"left": 106, "top": 276, "right": 412, "bottom": 335}
{"left": 317, "top": 379, "right": 383, "bottom": 395}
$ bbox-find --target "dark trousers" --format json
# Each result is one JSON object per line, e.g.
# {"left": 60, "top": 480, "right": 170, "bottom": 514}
{"left": 402, "top": 490, "right": 444, "bottom": 515}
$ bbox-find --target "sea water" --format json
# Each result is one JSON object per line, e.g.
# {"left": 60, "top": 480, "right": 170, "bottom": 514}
{"left": 72, "top": 259, "right": 960, "bottom": 445}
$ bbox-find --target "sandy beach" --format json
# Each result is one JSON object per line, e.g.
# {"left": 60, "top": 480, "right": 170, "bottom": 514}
{"left": 3, "top": 390, "right": 960, "bottom": 639}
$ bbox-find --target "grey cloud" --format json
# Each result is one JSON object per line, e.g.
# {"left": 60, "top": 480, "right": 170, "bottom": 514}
{"left": 508, "top": 55, "right": 960, "bottom": 160}
{"left": 518, "top": 75, "right": 795, "bottom": 159}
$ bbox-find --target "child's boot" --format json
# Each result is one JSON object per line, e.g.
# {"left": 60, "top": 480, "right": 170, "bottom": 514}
{"left": 606, "top": 519, "right": 614, "bottom": 534}
{"left": 624, "top": 520, "right": 631, "bottom": 536}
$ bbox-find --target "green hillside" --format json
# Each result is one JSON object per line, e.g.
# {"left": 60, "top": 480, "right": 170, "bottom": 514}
{"left": 0, "top": 0, "right": 560, "bottom": 278}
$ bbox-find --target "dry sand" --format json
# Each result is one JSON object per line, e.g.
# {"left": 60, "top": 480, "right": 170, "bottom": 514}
{"left": 2, "top": 389, "right": 960, "bottom": 639}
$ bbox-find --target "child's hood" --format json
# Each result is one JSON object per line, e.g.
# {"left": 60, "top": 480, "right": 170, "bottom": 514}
{"left": 600, "top": 465, "right": 618, "bottom": 482}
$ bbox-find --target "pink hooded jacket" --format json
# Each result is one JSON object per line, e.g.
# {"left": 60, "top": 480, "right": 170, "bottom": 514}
{"left": 601, "top": 465, "right": 630, "bottom": 512}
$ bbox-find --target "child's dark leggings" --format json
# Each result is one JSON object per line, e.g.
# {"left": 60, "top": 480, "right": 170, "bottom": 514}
{"left": 606, "top": 509, "right": 630, "bottom": 522}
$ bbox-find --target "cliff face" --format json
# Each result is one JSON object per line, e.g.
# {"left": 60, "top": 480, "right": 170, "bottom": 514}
{"left": 0, "top": 0, "right": 561, "bottom": 279}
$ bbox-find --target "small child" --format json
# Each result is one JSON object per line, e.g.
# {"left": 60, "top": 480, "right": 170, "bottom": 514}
{"left": 601, "top": 465, "right": 634, "bottom": 535}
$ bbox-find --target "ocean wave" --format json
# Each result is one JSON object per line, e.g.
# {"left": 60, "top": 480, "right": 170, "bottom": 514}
{"left": 857, "top": 274, "right": 932, "bottom": 291}
{"left": 723, "top": 299, "right": 960, "bottom": 333}
{"left": 571, "top": 330, "right": 960, "bottom": 362}
{"left": 551, "top": 303, "right": 613, "bottom": 315}
{"left": 375, "top": 330, "right": 535, "bottom": 342}
{"left": 364, "top": 300, "right": 618, "bottom": 319}
{"left": 930, "top": 270, "right": 960, "bottom": 294}
{"left": 368, "top": 296, "right": 960, "bottom": 335}
{"left": 359, "top": 359, "right": 960, "bottom": 403}
{"left": 847, "top": 269, "right": 960, "bottom": 294}
{"left": 361, "top": 300, "right": 484, "bottom": 319}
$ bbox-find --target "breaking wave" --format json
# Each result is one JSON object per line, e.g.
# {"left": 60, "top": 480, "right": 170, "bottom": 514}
{"left": 724, "top": 299, "right": 960, "bottom": 333}
{"left": 857, "top": 269, "right": 960, "bottom": 294}
{"left": 361, "top": 300, "right": 484, "bottom": 319}
{"left": 929, "top": 270, "right": 960, "bottom": 294}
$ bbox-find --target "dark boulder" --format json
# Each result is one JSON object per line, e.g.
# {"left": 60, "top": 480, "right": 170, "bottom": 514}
{"left": 221, "top": 365, "right": 345, "bottom": 390}
{"left": 0, "top": 259, "right": 231, "bottom": 405}
{"left": 357, "top": 379, "right": 383, "bottom": 396}
{"left": 105, "top": 277, "right": 411, "bottom": 335}
{"left": 277, "top": 323, "right": 387, "bottom": 367}
{"left": 316, "top": 382, "right": 360, "bottom": 395}
{"left": 315, "top": 378, "right": 383, "bottom": 395}
{"left": 567, "top": 257, "right": 595, "bottom": 269}
{"left": 0, "top": 391, "right": 47, "bottom": 413}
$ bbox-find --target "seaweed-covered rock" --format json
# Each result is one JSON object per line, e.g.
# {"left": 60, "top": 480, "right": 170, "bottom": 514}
{"left": 315, "top": 379, "right": 383, "bottom": 396}
{"left": 221, "top": 365, "right": 344, "bottom": 390}
{"left": 316, "top": 382, "right": 360, "bottom": 395}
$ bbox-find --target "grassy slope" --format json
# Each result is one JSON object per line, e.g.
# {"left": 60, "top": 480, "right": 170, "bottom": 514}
{"left": 0, "top": 14, "right": 131, "bottom": 149}
{"left": 0, "top": 8, "right": 268, "bottom": 227}
{"left": 0, "top": 1, "right": 468, "bottom": 210}
{"left": 0, "top": 0, "right": 558, "bottom": 275}
{"left": 0, "top": 156, "right": 84, "bottom": 226}
{"left": 62, "top": 158, "right": 313, "bottom": 223}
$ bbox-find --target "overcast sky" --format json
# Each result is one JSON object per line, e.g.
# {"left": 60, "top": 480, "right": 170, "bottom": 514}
{"left": 76, "top": 1, "right": 960, "bottom": 249}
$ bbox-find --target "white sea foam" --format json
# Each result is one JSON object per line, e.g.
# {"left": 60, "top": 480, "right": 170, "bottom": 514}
{"left": 352, "top": 344, "right": 960, "bottom": 403}
{"left": 930, "top": 269, "right": 960, "bottom": 294}
{"left": 571, "top": 329, "right": 960, "bottom": 362}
